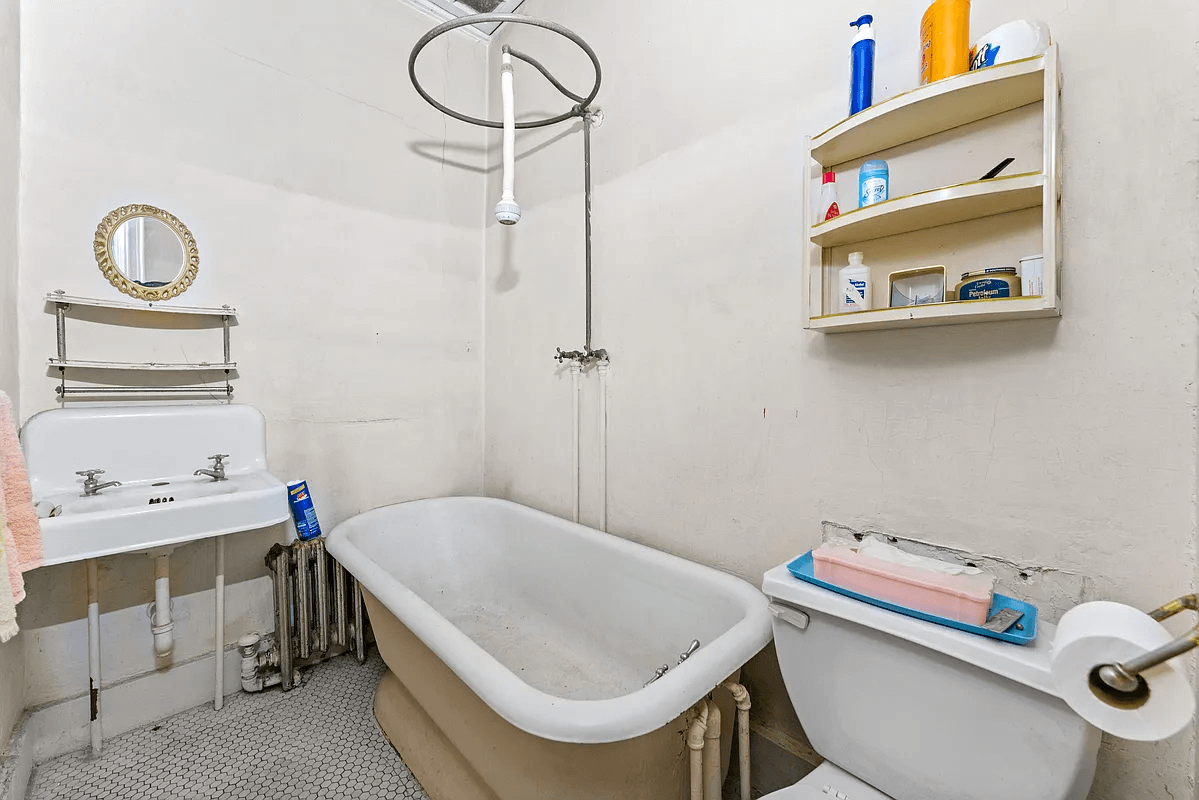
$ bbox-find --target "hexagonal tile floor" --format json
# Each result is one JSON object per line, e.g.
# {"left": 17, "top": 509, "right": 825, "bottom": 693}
{"left": 28, "top": 650, "right": 429, "bottom": 800}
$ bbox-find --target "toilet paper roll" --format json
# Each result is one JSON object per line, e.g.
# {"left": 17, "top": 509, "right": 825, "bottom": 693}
{"left": 1052, "top": 601, "right": 1195, "bottom": 741}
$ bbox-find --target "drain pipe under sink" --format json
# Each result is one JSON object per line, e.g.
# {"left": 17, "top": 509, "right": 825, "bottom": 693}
{"left": 150, "top": 553, "right": 174, "bottom": 658}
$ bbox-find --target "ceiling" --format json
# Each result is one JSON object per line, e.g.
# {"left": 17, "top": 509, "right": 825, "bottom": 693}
{"left": 414, "top": 0, "right": 528, "bottom": 37}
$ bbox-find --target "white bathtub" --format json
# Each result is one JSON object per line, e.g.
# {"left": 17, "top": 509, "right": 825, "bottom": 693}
{"left": 327, "top": 496, "right": 772, "bottom": 745}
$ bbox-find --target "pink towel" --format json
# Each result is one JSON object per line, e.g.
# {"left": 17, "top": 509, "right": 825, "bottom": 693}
{"left": 0, "top": 391, "right": 41, "bottom": 582}
{"left": 0, "top": 400, "right": 24, "bottom": 604}
{"left": 2, "top": 524, "right": 23, "bottom": 606}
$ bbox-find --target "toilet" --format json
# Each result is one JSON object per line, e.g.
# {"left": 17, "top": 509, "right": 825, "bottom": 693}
{"left": 761, "top": 563, "right": 1101, "bottom": 800}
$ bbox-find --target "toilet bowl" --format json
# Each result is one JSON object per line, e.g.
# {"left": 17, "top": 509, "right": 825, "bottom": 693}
{"left": 761, "top": 563, "right": 1100, "bottom": 800}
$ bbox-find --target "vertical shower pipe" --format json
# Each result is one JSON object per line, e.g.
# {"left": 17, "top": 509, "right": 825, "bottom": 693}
{"left": 583, "top": 111, "right": 594, "bottom": 355}
{"left": 214, "top": 536, "right": 225, "bottom": 710}
{"left": 86, "top": 559, "right": 102, "bottom": 755}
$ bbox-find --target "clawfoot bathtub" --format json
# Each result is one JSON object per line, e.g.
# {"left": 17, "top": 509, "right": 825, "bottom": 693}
{"left": 327, "top": 497, "right": 773, "bottom": 800}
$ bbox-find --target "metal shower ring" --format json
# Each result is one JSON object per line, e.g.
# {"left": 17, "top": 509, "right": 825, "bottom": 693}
{"left": 409, "top": 14, "right": 602, "bottom": 130}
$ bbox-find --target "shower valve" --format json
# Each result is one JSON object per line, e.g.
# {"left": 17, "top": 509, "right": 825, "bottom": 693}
{"left": 555, "top": 347, "right": 610, "bottom": 365}
{"left": 555, "top": 347, "right": 586, "bottom": 364}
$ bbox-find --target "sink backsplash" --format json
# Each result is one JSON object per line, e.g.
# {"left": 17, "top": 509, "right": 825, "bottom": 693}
{"left": 21, "top": 404, "right": 270, "bottom": 497}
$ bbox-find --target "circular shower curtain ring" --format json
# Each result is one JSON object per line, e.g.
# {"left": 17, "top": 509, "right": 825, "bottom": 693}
{"left": 409, "top": 14, "right": 603, "bottom": 129}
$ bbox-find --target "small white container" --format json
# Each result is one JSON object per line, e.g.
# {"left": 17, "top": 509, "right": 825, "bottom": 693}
{"left": 838, "top": 252, "right": 872, "bottom": 313}
{"left": 970, "top": 20, "right": 1052, "bottom": 71}
{"left": 1019, "top": 254, "right": 1044, "bottom": 297}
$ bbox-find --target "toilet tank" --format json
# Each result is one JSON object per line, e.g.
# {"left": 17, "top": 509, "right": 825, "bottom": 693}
{"left": 762, "top": 565, "right": 1100, "bottom": 800}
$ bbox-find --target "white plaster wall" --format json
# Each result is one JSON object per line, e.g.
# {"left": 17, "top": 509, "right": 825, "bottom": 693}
{"left": 482, "top": 2, "right": 1199, "bottom": 798}
{"left": 0, "top": 0, "right": 22, "bottom": 753}
{"left": 15, "top": 0, "right": 488, "bottom": 714}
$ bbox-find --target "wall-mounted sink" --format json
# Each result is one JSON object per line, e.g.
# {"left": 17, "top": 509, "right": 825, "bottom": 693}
{"left": 22, "top": 404, "right": 289, "bottom": 567}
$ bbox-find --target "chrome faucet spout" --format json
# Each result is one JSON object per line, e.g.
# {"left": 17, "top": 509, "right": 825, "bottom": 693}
{"left": 194, "top": 454, "right": 230, "bottom": 482}
{"left": 77, "top": 469, "right": 122, "bottom": 497}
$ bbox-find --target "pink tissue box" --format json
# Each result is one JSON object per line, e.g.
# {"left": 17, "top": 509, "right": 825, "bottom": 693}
{"left": 812, "top": 547, "right": 993, "bottom": 626}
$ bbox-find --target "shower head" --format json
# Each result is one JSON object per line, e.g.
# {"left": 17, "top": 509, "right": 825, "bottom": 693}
{"left": 495, "top": 199, "right": 521, "bottom": 225}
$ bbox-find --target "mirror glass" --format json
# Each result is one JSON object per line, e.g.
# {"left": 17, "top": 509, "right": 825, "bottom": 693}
{"left": 108, "top": 216, "right": 187, "bottom": 288}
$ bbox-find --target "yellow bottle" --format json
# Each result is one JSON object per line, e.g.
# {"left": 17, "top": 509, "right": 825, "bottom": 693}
{"left": 919, "top": 0, "right": 971, "bottom": 85}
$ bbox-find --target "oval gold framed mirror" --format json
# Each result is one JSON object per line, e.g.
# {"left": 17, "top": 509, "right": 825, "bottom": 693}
{"left": 94, "top": 204, "right": 199, "bottom": 301}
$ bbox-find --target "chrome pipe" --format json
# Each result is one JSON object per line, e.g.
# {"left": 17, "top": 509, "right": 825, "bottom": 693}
{"left": 55, "top": 302, "right": 68, "bottom": 361}
{"left": 584, "top": 112, "right": 593, "bottom": 352}
{"left": 56, "top": 385, "right": 234, "bottom": 396}
{"left": 1099, "top": 595, "right": 1199, "bottom": 693}
{"left": 409, "top": 13, "right": 601, "bottom": 130}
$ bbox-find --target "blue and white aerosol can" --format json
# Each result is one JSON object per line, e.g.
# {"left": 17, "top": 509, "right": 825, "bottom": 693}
{"left": 287, "top": 480, "right": 323, "bottom": 541}
{"left": 850, "top": 15, "right": 876, "bottom": 115}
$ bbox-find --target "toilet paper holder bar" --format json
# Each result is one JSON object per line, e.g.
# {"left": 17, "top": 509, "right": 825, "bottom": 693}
{"left": 1098, "top": 594, "right": 1199, "bottom": 695}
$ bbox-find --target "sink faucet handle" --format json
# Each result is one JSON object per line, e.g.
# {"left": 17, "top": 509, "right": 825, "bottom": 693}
{"left": 208, "top": 454, "right": 230, "bottom": 464}
{"left": 76, "top": 469, "right": 105, "bottom": 478}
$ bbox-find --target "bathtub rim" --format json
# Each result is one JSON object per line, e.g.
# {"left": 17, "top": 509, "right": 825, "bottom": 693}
{"left": 326, "top": 496, "right": 773, "bottom": 744}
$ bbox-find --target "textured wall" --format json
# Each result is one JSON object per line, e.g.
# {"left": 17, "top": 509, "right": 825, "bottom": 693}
{"left": 15, "top": 0, "right": 488, "bottom": 724}
{"left": 0, "top": 0, "right": 23, "bottom": 754}
{"left": 481, "top": 1, "right": 1199, "bottom": 798}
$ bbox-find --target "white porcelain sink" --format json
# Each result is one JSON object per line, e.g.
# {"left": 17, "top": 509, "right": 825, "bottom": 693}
{"left": 22, "top": 404, "right": 289, "bottom": 567}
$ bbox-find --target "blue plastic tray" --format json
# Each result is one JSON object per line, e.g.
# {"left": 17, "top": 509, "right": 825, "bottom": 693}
{"left": 786, "top": 551, "right": 1038, "bottom": 645}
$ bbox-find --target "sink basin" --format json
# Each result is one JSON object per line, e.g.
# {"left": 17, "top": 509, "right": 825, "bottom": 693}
{"left": 58, "top": 476, "right": 240, "bottom": 514}
{"left": 22, "top": 404, "right": 289, "bottom": 567}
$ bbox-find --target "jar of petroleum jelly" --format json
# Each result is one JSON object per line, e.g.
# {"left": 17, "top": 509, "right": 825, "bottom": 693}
{"left": 954, "top": 267, "right": 1022, "bottom": 301}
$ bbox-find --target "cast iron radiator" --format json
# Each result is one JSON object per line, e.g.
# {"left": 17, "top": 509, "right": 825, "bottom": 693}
{"left": 266, "top": 538, "right": 369, "bottom": 690}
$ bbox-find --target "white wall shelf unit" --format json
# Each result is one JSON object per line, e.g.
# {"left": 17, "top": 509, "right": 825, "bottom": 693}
{"left": 47, "top": 291, "right": 238, "bottom": 398}
{"left": 803, "top": 45, "right": 1061, "bottom": 333}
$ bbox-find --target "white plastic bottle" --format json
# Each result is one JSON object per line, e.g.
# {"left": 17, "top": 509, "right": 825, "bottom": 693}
{"left": 818, "top": 171, "right": 840, "bottom": 222}
{"left": 838, "top": 252, "right": 872, "bottom": 313}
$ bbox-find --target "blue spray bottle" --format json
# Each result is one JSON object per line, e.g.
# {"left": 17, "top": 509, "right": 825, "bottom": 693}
{"left": 850, "top": 15, "right": 876, "bottom": 115}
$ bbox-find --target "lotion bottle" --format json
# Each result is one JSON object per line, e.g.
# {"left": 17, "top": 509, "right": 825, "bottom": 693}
{"left": 850, "top": 15, "right": 876, "bottom": 115}
{"left": 838, "top": 252, "right": 872, "bottom": 313}
{"left": 818, "top": 171, "right": 840, "bottom": 222}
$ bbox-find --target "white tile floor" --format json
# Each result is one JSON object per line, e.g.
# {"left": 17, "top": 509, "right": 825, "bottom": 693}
{"left": 28, "top": 650, "right": 430, "bottom": 800}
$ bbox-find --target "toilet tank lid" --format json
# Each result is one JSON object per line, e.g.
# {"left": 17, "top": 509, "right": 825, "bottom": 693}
{"left": 763, "top": 563, "right": 1058, "bottom": 697}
